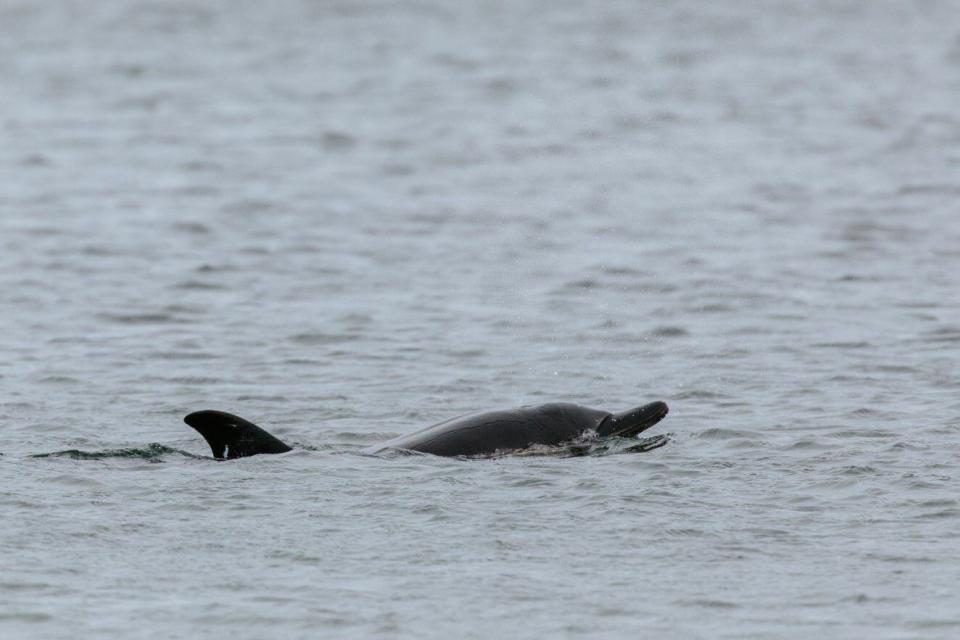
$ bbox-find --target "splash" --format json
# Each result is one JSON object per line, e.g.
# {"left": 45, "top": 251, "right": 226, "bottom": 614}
{"left": 502, "top": 434, "right": 670, "bottom": 458}
{"left": 31, "top": 443, "right": 203, "bottom": 463}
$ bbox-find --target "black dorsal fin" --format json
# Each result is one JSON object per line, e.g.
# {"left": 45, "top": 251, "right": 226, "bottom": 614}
{"left": 184, "top": 410, "right": 292, "bottom": 459}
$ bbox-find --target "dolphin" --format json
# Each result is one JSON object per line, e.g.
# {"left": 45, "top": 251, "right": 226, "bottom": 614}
{"left": 183, "top": 401, "right": 669, "bottom": 459}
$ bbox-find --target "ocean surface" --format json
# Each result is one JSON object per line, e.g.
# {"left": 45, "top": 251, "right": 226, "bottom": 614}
{"left": 2, "top": 1, "right": 960, "bottom": 638}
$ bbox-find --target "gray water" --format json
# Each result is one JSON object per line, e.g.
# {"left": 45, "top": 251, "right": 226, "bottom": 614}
{"left": 2, "top": 1, "right": 960, "bottom": 638}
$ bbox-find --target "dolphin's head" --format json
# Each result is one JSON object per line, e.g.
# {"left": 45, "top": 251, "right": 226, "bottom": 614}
{"left": 596, "top": 401, "right": 669, "bottom": 438}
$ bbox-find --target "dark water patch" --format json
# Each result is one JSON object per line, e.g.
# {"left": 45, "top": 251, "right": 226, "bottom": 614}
{"left": 839, "top": 593, "right": 899, "bottom": 604}
{"left": 594, "top": 318, "right": 620, "bottom": 329}
{"left": 440, "top": 348, "right": 486, "bottom": 359}
{"left": 909, "top": 619, "right": 960, "bottom": 629}
{"left": 677, "top": 599, "right": 739, "bottom": 609}
{"left": 219, "top": 198, "right": 278, "bottom": 215}
{"left": 730, "top": 325, "right": 775, "bottom": 336}
{"left": 599, "top": 265, "right": 647, "bottom": 277}
{"left": 147, "top": 351, "right": 217, "bottom": 361}
{"left": 0, "top": 612, "right": 53, "bottom": 623}
{"left": 173, "top": 221, "right": 210, "bottom": 234}
{"left": 875, "top": 364, "right": 916, "bottom": 374}
{"left": 688, "top": 303, "right": 733, "bottom": 313}
{"left": 897, "top": 183, "right": 960, "bottom": 196}
{"left": 97, "top": 312, "right": 185, "bottom": 325}
{"left": 826, "top": 374, "right": 864, "bottom": 383}
{"left": 430, "top": 53, "right": 481, "bottom": 71}
{"left": 812, "top": 341, "right": 871, "bottom": 349}
{"left": 916, "top": 498, "right": 958, "bottom": 508}
{"left": 164, "top": 375, "right": 221, "bottom": 385}
{"left": 31, "top": 443, "right": 203, "bottom": 462}
{"left": 888, "top": 441, "right": 925, "bottom": 451}
{"left": 1, "top": 401, "right": 35, "bottom": 410}
{"left": 173, "top": 280, "right": 226, "bottom": 290}
{"left": 173, "top": 184, "right": 221, "bottom": 198}
{"left": 268, "top": 550, "right": 325, "bottom": 564}
{"left": 556, "top": 278, "right": 602, "bottom": 291}
{"left": 835, "top": 273, "right": 885, "bottom": 282}
{"left": 621, "top": 282, "right": 679, "bottom": 294}
{"left": 0, "top": 581, "right": 61, "bottom": 592}
{"left": 381, "top": 163, "right": 415, "bottom": 177}
{"left": 239, "top": 245, "right": 271, "bottom": 255}
{"left": 829, "top": 429, "right": 896, "bottom": 439}
{"left": 339, "top": 312, "right": 373, "bottom": 324}
{"left": 673, "top": 389, "right": 728, "bottom": 400}
{"left": 81, "top": 244, "right": 119, "bottom": 257}
{"left": 319, "top": 131, "right": 356, "bottom": 151}
{"left": 900, "top": 478, "right": 945, "bottom": 490}
{"left": 163, "top": 303, "right": 204, "bottom": 315}
{"left": 695, "top": 428, "right": 760, "bottom": 440}
{"left": 195, "top": 263, "right": 236, "bottom": 273}
{"left": 724, "top": 438, "right": 763, "bottom": 449}
{"left": 20, "top": 152, "right": 51, "bottom": 167}
{"left": 234, "top": 394, "right": 288, "bottom": 402}
{"left": 921, "top": 326, "right": 960, "bottom": 343}
{"left": 282, "top": 357, "right": 326, "bottom": 366}
{"left": 664, "top": 528, "right": 707, "bottom": 538}
{"left": 743, "top": 527, "right": 794, "bottom": 540}
{"left": 36, "top": 375, "right": 80, "bottom": 384}
{"left": 649, "top": 326, "right": 689, "bottom": 338}
{"left": 20, "top": 225, "right": 62, "bottom": 237}
{"left": 916, "top": 509, "right": 960, "bottom": 520}
{"left": 291, "top": 331, "right": 360, "bottom": 345}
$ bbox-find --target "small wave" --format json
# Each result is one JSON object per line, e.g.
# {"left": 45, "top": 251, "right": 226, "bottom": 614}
{"left": 783, "top": 438, "right": 828, "bottom": 450}
{"left": 838, "top": 465, "right": 879, "bottom": 476}
{"left": 31, "top": 443, "right": 203, "bottom": 462}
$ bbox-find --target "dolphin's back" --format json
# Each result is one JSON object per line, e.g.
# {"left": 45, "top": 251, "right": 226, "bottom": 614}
{"left": 370, "top": 403, "right": 611, "bottom": 457}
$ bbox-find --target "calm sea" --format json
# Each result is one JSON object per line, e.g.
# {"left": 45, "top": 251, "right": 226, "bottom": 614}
{"left": 2, "top": 1, "right": 959, "bottom": 637}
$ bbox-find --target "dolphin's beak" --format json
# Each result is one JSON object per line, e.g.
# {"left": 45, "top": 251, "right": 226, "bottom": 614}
{"left": 597, "top": 401, "right": 669, "bottom": 438}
